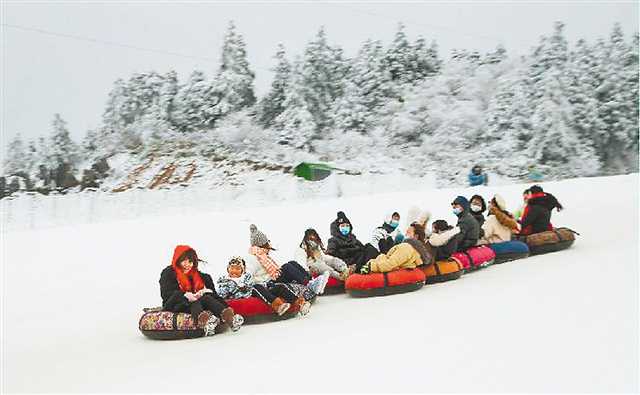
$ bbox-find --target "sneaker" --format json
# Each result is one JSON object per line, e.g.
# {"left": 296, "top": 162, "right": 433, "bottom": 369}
{"left": 271, "top": 297, "right": 291, "bottom": 316}
{"left": 230, "top": 314, "right": 244, "bottom": 332}
{"left": 298, "top": 301, "right": 311, "bottom": 316}
{"left": 308, "top": 271, "right": 330, "bottom": 295}
{"left": 276, "top": 302, "right": 291, "bottom": 316}
{"left": 204, "top": 315, "right": 219, "bottom": 336}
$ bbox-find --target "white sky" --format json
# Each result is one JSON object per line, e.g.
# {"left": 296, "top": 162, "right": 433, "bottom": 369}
{"left": 2, "top": 1, "right": 638, "bottom": 151}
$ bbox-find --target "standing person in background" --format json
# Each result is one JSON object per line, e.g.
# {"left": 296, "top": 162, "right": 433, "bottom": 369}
{"left": 527, "top": 165, "right": 544, "bottom": 183}
{"left": 468, "top": 165, "right": 488, "bottom": 186}
{"left": 159, "top": 245, "right": 244, "bottom": 336}
{"left": 451, "top": 196, "right": 480, "bottom": 251}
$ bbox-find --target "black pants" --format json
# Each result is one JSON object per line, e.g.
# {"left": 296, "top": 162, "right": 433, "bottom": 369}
{"left": 353, "top": 244, "right": 381, "bottom": 272}
{"left": 275, "top": 261, "right": 310, "bottom": 285}
{"left": 252, "top": 283, "right": 299, "bottom": 304}
{"left": 189, "top": 294, "right": 228, "bottom": 319}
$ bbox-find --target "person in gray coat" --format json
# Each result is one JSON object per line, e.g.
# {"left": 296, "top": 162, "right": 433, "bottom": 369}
{"left": 451, "top": 196, "right": 480, "bottom": 251}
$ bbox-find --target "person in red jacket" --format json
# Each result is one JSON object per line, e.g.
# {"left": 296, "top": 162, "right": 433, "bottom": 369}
{"left": 159, "top": 245, "right": 244, "bottom": 336}
{"left": 519, "top": 185, "right": 563, "bottom": 236}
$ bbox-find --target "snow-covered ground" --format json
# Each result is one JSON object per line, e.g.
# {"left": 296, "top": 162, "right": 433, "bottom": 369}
{"left": 2, "top": 173, "right": 638, "bottom": 392}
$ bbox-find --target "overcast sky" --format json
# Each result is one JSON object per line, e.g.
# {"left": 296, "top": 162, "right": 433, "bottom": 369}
{"left": 2, "top": 1, "right": 638, "bottom": 151}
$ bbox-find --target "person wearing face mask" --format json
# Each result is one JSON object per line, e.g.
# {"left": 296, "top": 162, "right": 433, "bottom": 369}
{"left": 370, "top": 212, "right": 403, "bottom": 254}
{"left": 468, "top": 195, "right": 487, "bottom": 228}
{"left": 451, "top": 196, "right": 480, "bottom": 251}
{"left": 326, "top": 211, "right": 379, "bottom": 273}
{"left": 295, "top": 228, "right": 349, "bottom": 281}
{"left": 359, "top": 223, "right": 433, "bottom": 274}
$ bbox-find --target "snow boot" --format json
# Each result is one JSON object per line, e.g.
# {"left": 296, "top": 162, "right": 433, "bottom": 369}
{"left": 221, "top": 307, "right": 244, "bottom": 332}
{"left": 307, "top": 271, "right": 330, "bottom": 295}
{"left": 293, "top": 296, "right": 311, "bottom": 316}
{"left": 203, "top": 315, "right": 219, "bottom": 336}
{"left": 196, "top": 310, "right": 212, "bottom": 329}
{"left": 271, "top": 297, "right": 291, "bottom": 316}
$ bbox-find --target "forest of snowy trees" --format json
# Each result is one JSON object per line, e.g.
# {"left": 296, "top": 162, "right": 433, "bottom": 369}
{"left": 3, "top": 21, "right": 638, "bottom": 195}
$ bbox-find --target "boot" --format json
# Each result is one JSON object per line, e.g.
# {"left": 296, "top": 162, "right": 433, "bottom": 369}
{"left": 271, "top": 297, "right": 291, "bottom": 316}
{"left": 293, "top": 296, "right": 311, "bottom": 316}
{"left": 221, "top": 307, "right": 244, "bottom": 332}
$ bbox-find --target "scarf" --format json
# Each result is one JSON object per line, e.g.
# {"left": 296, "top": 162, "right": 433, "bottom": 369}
{"left": 173, "top": 266, "right": 205, "bottom": 293}
{"left": 490, "top": 206, "right": 519, "bottom": 232}
{"left": 249, "top": 246, "right": 281, "bottom": 280}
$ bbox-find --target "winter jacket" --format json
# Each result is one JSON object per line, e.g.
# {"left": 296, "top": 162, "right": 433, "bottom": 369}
{"left": 367, "top": 241, "right": 423, "bottom": 273}
{"left": 294, "top": 246, "right": 348, "bottom": 279}
{"left": 216, "top": 273, "right": 254, "bottom": 299}
{"left": 326, "top": 218, "right": 366, "bottom": 266}
{"left": 471, "top": 212, "right": 485, "bottom": 228}
{"left": 456, "top": 210, "right": 480, "bottom": 251}
{"left": 468, "top": 172, "right": 488, "bottom": 186}
{"left": 520, "top": 193, "right": 556, "bottom": 235}
{"left": 159, "top": 266, "right": 225, "bottom": 313}
{"left": 244, "top": 253, "right": 274, "bottom": 285}
{"left": 478, "top": 206, "right": 519, "bottom": 244}
{"left": 428, "top": 227, "right": 461, "bottom": 261}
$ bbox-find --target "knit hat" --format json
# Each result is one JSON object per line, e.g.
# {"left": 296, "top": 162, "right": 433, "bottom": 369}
{"left": 452, "top": 196, "right": 470, "bottom": 211}
{"left": 249, "top": 224, "right": 270, "bottom": 247}
{"left": 406, "top": 206, "right": 431, "bottom": 227}
{"left": 492, "top": 194, "right": 507, "bottom": 211}
{"left": 336, "top": 211, "right": 351, "bottom": 227}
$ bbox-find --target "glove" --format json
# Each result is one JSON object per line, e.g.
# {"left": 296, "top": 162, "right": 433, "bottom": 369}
{"left": 359, "top": 262, "right": 371, "bottom": 274}
{"left": 394, "top": 233, "right": 405, "bottom": 243}
{"left": 184, "top": 292, "right": 198, "bottom": 302}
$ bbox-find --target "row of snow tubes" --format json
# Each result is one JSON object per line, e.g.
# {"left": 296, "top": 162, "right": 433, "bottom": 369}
{"left": 344, "top": 227, "right": 577, "bottom": 297}
{"left": 139, "top": 227, "right": 577, "bottom": 339}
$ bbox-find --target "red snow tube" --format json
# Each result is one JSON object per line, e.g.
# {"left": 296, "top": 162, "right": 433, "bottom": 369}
{"left": 226, "top": 296, "right": 311, "bottom": 324}
{"left": 345, "top": 268, "right": 426, "bottom": 297}
{"left": 311, "top": 273, "right": 345, "bottom": 294}
{"left": 451, "top": 245, "right": 496, "bottom": 273}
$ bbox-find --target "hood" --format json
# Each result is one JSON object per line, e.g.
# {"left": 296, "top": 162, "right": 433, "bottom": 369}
{"left": 171, "top": 245, "right": 198, "bottom": 271}
{"left": 452, "top": 196, "right": 470, "bottom": 212}
{"left": 404, "top": 238, "right": 434, "bottom": 266}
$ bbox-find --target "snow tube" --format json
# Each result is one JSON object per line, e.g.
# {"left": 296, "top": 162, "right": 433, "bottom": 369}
{"left": 420, "top": 259, "right": 463, "bottom": 284}
{"left": 345, "top": 268, "right": 425, "bottom": 297}
{"left": 226, "top": 283, "right": 316, "bottom": 324}
{"left": 452, "top": 245, "right": 496, "bottom": 273}
{"left": 521, "top": 227, "right": 577, "bottom": 255}
{"left": 489, "top": 240, "right": 530, "bottom": 264}
{"left": 311, "top": 273, "right": 345, "bottom": 294}
{"left": 139, "top": 309, "right": 206, "bottom": 340}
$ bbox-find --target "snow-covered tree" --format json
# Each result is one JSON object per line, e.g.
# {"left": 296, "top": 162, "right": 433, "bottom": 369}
{"left": 50, "top": 114, "right": 79, "bottom": 167}
{"left": 172, "top": 71, "right": 220, "bottom": 133}
{"left": 256, "top": 43, "right": 291, "bottom": 128}
{"left": 4, "top": 134, "right": 26, "bottom": 174}
{"left": 212, "top": 21, "right": 256, "bottom": 116}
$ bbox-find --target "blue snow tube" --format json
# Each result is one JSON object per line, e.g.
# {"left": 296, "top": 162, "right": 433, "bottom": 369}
{"left": 488, "top": 240, "right": 530, "bottom": 264}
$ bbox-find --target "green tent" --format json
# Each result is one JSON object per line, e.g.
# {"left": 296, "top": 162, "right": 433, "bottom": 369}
{"left": 294, "top": 162, "right": 335, "bottom": 181}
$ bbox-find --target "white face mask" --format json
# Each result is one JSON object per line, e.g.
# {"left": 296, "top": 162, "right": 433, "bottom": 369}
{"left": 470, "top": 204, "right": 482, "bottom": 213}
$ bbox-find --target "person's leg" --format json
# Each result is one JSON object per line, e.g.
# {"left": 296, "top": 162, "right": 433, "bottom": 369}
{"left": 278, "top": 261, "right": 311, "bottom": 285}
{"left": 269, "top": 283, "right": 300, "bottom": 303}
{"left": 252, "top": 284, "right": 277, "bottom": 304}
{"left": 189, "top": 300, "right": 204, "bottom": 319}
{"left": 199, "top": 294, "right": 228, "bottom": 317}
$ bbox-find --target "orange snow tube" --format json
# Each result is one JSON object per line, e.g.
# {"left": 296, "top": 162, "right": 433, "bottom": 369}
{"left": 345, "top": 268, "right": 426, "bottom": 297}
{"left": 420, "top": 259, "right": 464, "bottom": 284}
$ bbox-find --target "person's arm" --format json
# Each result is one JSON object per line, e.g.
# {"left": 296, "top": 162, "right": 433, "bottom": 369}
{"left": 429, "top": 227, "right": 461, "bottom": 247}
{"left": 159, "top": 268, "right": 188, "bottom": 309}
{"left": 370, "top": 244, "right": 413, "bottom": 272}
{"left": 370, "top": 228, "right": 386, "bottom": 250}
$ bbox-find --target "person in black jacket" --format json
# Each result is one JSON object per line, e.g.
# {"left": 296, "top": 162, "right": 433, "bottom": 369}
{"left": 519, "top": 185, "right": 563, "bottom": 235}
{"left": 160, "top": 245, "right": 244, "bottom": 335}
{"left": 451, "top": 196, "right": 480, "bottom": 251}
{"left": 326, "top": 211, "right": 378, "bottom": 273}
{"left": 469, "top": 194, "right": 487, "bottom": 228}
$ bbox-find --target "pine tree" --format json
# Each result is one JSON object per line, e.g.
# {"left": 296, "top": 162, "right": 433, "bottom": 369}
{"left": 273, "top": 60, "right": 316, "bottom": 149}
{"left": 172, "top": 70, "right": 220, "bottom": 133}
{"left": 256, "top": 43, "right": 291, "bottom": 128}
{"left": 50, "top": 114, "right": 79, "bottom": 167}
{"left": 300, "top": 26, "right": 347, "bottom": 132}
{"left": 212, "top": 21, "right": 256, "bottom": 117}
{"left": 4, "top": 133, "right": 26, "bottom": 174}
{"left": 386, "top": 23, "right": 412, "bottom": 83}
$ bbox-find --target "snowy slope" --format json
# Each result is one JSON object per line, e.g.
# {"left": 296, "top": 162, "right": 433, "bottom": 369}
{"left": 2, "top": 174, "right": 638, "bottom": 392}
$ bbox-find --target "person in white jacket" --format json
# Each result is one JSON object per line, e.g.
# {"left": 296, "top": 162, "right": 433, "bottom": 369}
{"left": 370, "top": 212, "right": 403, "bottom": 253}
{"left": 477, "top": 194, "right": 519, "bottom": 245}
{"left": 295, "top": 228, "right": 350, "bottom": 281}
